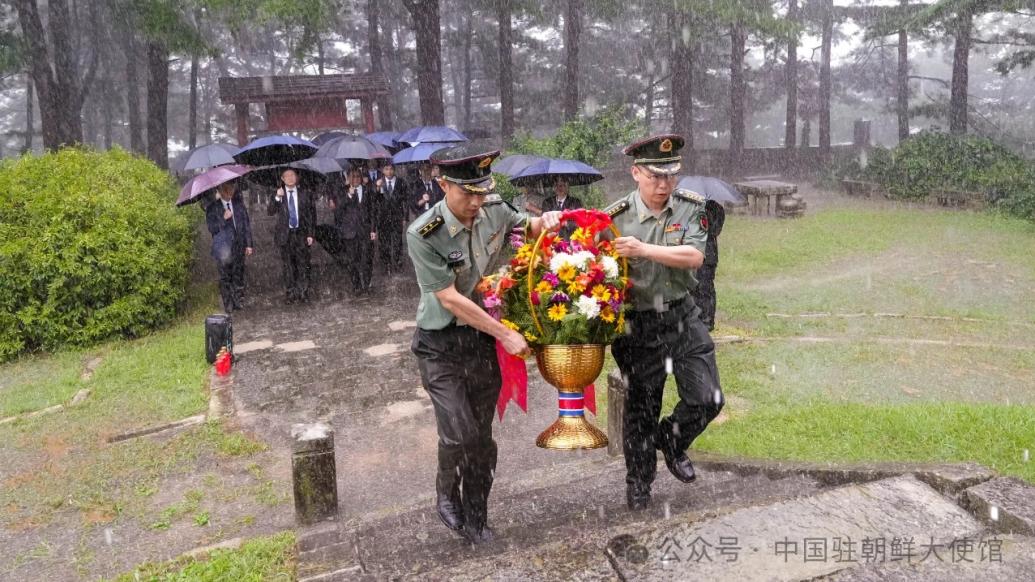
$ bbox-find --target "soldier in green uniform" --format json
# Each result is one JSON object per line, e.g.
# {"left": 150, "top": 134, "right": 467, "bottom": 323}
{"left": 407, "top": 145, "right": 562, "bottom": 544}
{"left": 606, "top": 134, "right": 725, "bottom": 511}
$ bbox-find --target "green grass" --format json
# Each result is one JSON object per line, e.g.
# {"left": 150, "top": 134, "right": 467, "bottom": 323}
{"left": 593, "top": 206, "right": 1035, "bottom": 483}
{"left": 108, "top": 532, "right": 296, "bottom": 582}
{"left": 0, "top": 349, "right": 84, "bottom": 417}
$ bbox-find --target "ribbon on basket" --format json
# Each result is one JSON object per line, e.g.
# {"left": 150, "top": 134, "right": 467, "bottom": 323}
{"left": 495, "top": 344, "right": 597, "bottom": 419}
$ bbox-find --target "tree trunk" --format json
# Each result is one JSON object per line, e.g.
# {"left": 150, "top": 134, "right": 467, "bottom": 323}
{"left": 819, "top": 0, "right": 833, "bottom": 160}
{"left": 47, "top": 0, "right": 83, "bottom": 145}
{"left": 897, "top": 26, "right": 909, "bottom": 142}
{"left": 461, "top": 13, "right": 473, "bottom": 130}
{"left": 102, "top": 79, "right": 113, "bottom": 149}
{"left": 316, "top": 35, "right": 325, "bottom": 75}
{"left": 801, "top": 118, "right": 811, "bottom": 148}
{"left": 121, "top": 28, "right": 144, "bottom": 153}
{"left": 367, "top": 0, "right": 393, "bottom": 129}
{"left": 13, "top": 0, "right": 71, "bottom": 149}
{"left": 729, "top": 22, "right": 746, "bottom": 171}
{"left": 189, "top": 53, "right": 199, "bottom": 149}
{"left": 448, "top": 43, "right": 463, "bottom": 124}
{"left": 146, "top": 42, "right": 169, "bottom": 169}
{"left": 23, "top": 77, "right": 34, "bottom": 154}
{"left": 785, "top": 0, "right": 798, "bottom": 149}
{"left": 949, "top": 11, "right": 971, "bottom": 135}
{"left": 387, "top": 19, "right": 405, "bottom": 129}
{"left": 403, "top": 0, "right": 445, "bottom": 125}
{"left": 670, "top": 10, "right": 693, "bottom": 154}
{"left": 498, "top": 0, "right": 514, "bottom": 143}
{"left": 563, "top": 0, "right": 583, "bottom": 121}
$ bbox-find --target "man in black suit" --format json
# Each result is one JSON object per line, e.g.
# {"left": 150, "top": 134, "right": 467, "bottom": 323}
{"left": 333, "top": 167, "right": 378, "bottom": 293}
{"left": 373, "top": 162, "right": 408, "bottom": 274}
{"left": 411, "top": 163, "right": 445, "bottom": 217}
{"left": 540, "top": 177, "right": 583, "bottom": 238}
{"left": 206, "top": 181, "right": 253, "bottom": 313}
{"left": 540, "top": 177, "right": 583, "bottom": 212}
{"left": 268, "top": 168, "right": 317, "bottom": 303}
{"left": 363, "top": 160, "right": 382, "bottom": 187}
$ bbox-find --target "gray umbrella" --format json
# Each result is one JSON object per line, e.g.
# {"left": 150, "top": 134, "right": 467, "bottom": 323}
{"left": 494, "top": 154, "right": 547, "bottom": 177}
{"left": 173, "top": 143, "right": 241, "bottom": 172}
{"left": 677, "top": 175, "right": 746, "bottom": 205}
{"left": 313, "top": 135, "right": 391, "bottom": 163}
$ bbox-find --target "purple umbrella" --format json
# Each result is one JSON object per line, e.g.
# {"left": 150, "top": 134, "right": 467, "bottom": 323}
{"left": 314, "top": 135, "right": 391, "bottom": 162}
{"left": 397, "top": 126, "right": 468, "bottom": 145}
{"left": 176, "top": 164, "right": 253, "bottom": 206}
{"left": 494, "top": 154, "right": 547, "bottom": 177}
{"left": 234, "top": 135, "right": 318, "bottom": 166}
{"left": 173, "top": 143, "right": 241, "bottom": 173}
{"left": 509, "top": 158, "right": 604, "bottom": 187}
{"left": 392, "top": 143, "right": 450, "bottom": 165}
{"left": 365, "top": 131, "right": 402, "bottom": 149}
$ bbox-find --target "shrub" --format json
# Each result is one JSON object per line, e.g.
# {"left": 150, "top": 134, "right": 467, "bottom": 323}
{"left": 0, "top": 148, "right": 194, "bottom": 361}
{"left": 861, "top": 133, "right": 1035, "bottom": 219}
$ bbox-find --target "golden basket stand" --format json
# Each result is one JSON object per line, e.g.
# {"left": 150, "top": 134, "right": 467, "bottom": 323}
{"left": 525, "top": 213, "right": 626, "bottom": 451}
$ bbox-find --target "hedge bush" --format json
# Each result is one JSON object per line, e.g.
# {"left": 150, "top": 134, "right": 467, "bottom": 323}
{"left": 861, "top": 132, "right": 1035, "bottom": 220}
{"left": 0, "top": 148, "right": 194, "bottom": 361}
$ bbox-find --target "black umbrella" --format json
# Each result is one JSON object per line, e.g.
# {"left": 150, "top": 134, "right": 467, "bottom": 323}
{"left": 234, "top": 135, "right": 318, "bottom": 166}
{"left": 509, "top": 158, "right": 604, "bottom": 187}
{"left": 676, "top": 176, "right": 746, "bottom": 205}
{"left": 173, "top": 143, "right": 241, "bottom": 173}
{"left": 311, "top": 131, "right": 350, "bottom": 146}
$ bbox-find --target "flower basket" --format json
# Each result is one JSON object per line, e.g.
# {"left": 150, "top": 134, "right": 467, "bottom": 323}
{"left": 481, "top": 209, "right": 629, "bottom": 450}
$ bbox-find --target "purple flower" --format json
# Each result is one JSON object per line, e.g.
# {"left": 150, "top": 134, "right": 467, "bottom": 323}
{"left": 542, "top": 272, "right": 560, "bottom": 286}
{"left": 531, "top": 291, "right": 540, "bottom": 305}
{"left": 550, "top": 292, "right": 570, "bottom": 304}
{"left": 483, "top": 293, "right": 501, "bottom": 309}
{"left": 609, "top": 297, "right": 622, "bottom": 312}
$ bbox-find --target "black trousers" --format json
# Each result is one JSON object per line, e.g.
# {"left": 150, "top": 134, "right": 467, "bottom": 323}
{"left": 612, "top": 296, "right": 724, "bottom": 488}
{"left": 377, "top": 217, "right": 405, "bottom": 271}
{"left": 411, "top": 325, "right": 501, "bottom": 528}
{"left": 691, "top": 263, "right": 717, "bottom": 330}
{"left": 280, "top": 229, "right": 311, "bottom": 298}
{"left": 342, "top": 237, "right": 373, "bottom": 291}
{"left": 216, "top": 244, "right": 245, "bottom": 310}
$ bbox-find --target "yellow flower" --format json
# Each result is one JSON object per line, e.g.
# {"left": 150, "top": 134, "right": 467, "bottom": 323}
{"left": 570, "top": 227, "right": 592, "bottom": 245}
{"left": 501, "top": 319, "right": 519, "bottom": 331}
{"left": 515, "top": 244, "right": 534, "bottom": 261}
{"left": 557, "top": 265, "right": 577, "bottom": 283}
{"left": 523, "top": 331, "right": 538, "bottom": 342}
{"left": 591, "top": 284, "right": 611, "bottom": 302}
{"left": 616, "top": 311, "right": 625, "bottom": 332}
{"left": 566, "top": 281, "right": 585, "bottom": 296}
{"left": 535, "top": 280, "right": 554, "bottom": 294}
{"left": 600, "top": 305, "right": 616, "bottom": 323}
{"left": 547, "top": 303, "right": 568, "bottom": 321}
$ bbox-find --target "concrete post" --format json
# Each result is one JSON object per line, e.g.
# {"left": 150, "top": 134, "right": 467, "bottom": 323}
{"left": 607, "top": 368, "right": 626, "bottom": 457}
{"left": 291, "top": 423, "right": 339, "bottom": 525}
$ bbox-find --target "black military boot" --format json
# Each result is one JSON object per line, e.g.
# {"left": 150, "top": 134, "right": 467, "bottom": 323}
{"left": 626, "top": 481, "right": 651, "bottom": 511}
{"left": 436, "top": 452, "right": 464, "bottom": 532}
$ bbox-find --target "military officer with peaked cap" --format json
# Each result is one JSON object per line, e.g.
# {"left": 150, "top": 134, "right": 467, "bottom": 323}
{"left": 605, "top": 134, "right": 725, "bottom": 511}
{"left": 407, "top": 144, "right": 562, "bottom": 544}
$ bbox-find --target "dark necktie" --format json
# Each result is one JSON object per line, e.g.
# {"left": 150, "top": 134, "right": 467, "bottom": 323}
{"left": 288, "top": 190, "right": 298, "bottom": 229}
{"left": 225, "top": 201, "right": 236, "bottom": 230}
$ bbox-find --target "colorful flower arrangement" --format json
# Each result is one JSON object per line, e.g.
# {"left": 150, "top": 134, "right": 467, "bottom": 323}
{"left": 478, "top": 209, "right": 629, "bottom": 346}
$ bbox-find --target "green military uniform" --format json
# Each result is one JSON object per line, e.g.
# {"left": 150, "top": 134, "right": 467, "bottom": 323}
{"left": 606, "top": 187, "right": 708, "bottom": 312}
{"left": 608, "top": 134, "right": 725, "bottom": 511}
{"left": 406, "top": 145, "right": 526, "bottom": 545}
{"left": 407, "top": 197, "right": 526, "bottom": 330}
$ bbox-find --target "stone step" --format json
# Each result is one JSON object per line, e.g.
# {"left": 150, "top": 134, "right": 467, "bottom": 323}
{"left": 298, "top": 456, "right": 827, "bottom": 579}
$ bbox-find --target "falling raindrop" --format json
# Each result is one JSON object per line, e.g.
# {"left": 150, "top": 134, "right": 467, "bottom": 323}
{"left": 104, "top": 528, "right": 113, "bottom": 546}
{"left": 1024, "top": 449, "right": 1030, "bottom": 462}
{"left": 714, "top": 389, "right": 722, "bottom": 405}
{"left": 664, "top": 357, "right": 673, "bottom": 374}
{"left": 663, "top": 501, "right": 671, "bottom": 520}
{"left": 990, "top": 506, "right": 999, "bottom": 521}
{"left": 584, "top": 96, "right": 600, "bottom": 117}
{"left": 770, "top": 364, "right": 777, "bottom": 376}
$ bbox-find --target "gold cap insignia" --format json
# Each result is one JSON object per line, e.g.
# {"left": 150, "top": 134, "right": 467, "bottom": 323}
{"left": 478, "top": 157, "right": 493, "bottom": 169}
{"left": 659, "top": 139, "right": 673, "bottom": 153}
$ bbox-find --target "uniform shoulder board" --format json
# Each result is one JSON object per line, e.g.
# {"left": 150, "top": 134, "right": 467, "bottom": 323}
{"left": 674, "top": 189, "right": 705, "bottom": 204}
{"left": 418, "top": 215, "right": 444, "bottom": 238}
{"left": 483, "top": 194, "right": 518, "bottom": 212}
{"left": 604, "top": 200, "right": 630, "bottom": 218}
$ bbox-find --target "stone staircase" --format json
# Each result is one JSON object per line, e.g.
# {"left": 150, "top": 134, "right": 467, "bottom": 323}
{"left": 294, "top": 454, "right": 1035, "bottom": 581}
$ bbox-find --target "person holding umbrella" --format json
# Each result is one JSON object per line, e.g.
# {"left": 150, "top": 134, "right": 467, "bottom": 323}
{"left": 540, "top": 176, "right": 583, "bottom": 213}
{"left": 268, "top": 168, "right": 317, "bottom": 304}
{"left": 373, "top": 161, "right": 409, "bottom": 275}
{"left": 331, "top": 167, "right": 378, "bottom": 294}
{"left": 205, "top": 181, "right": 253, "bottom": 313}
{"left": 411, "top": 163, "right": 445, "bottom": 216}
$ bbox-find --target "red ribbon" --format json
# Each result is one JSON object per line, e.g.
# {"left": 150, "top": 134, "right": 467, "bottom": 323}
{"left": 495, "top": 341, "right": 528, "bottom": 419}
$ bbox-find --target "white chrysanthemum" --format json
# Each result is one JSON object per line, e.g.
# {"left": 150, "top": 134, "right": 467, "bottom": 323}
{"left": 600, "top": 256, "right": 620, "bottom": 279}
{"left": 571, "top": 251, "right": 595, "bottom": 269}
{"left": 575, "top": 295, "right": 601, "bottom": 319}
{"left": 549, "top": 252, "right": 574, "bottom": 273}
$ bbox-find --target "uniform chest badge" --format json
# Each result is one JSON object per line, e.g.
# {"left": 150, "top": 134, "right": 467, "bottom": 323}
{"left": 447, "top": 250, "right": 464, "bottom": 263}
{"left": 664, "top": 223, "right": 684, "bottom": 233}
